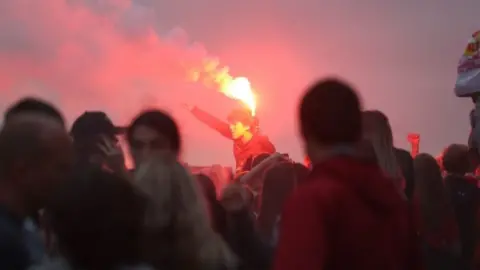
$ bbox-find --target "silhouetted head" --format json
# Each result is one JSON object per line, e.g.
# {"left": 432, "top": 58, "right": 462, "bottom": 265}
{"left": 70, "top": 111, "right": 123, "bottom": 166}
{"left": 299, "top": 78, "right": 362, "bottom": 161}
{"left": 0, "top": 114, "right": 73, "bottom": 215}
{"left": 5, "top": 97, "right": 65, "bottom": 127}
{"left": 414, "top": 153, "right": 453, "bottom": 231}
{"left": 362, "top": 110, "right": 401, "bottom": 180}
{"left": 442, "top": 144, "right": 471, "bottom": 175}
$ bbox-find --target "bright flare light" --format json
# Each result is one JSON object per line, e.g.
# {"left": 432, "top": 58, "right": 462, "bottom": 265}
{"left": 187, "top": 59, "right": 257, "bottom": 116}
{"left": 221, "top": 77, "right": 256, "bottom": 116}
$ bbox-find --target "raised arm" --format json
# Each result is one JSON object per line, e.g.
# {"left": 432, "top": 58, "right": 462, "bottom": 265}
{"left": 407, "top": 133, "right": 420, "bottom": 158}
{"left": 185, "top": 104, "right": 232, "bottom": 139}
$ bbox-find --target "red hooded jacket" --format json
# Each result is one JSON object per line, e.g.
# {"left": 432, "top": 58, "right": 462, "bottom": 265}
{"left": 274, "top": 156, "right": 421, "bottom": 270}
{"left": 190, "top": 106, "right": 275, "bottom": 173}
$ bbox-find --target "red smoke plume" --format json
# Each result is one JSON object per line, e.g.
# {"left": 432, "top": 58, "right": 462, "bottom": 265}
{"left": 0, "top": 0, "right": 226, "bottom": 125}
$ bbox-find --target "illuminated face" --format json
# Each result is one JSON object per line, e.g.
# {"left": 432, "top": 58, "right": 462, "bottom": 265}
{"left": 229, "top": 122, "right": 250, "bottom": 139}
{"left": 130, "top": 125, "right": 173, "bottom": 165}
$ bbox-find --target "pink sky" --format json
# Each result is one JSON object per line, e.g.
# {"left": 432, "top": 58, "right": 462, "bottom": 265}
{"left": 0, "top": 0, "right": 479, "bottom": 166}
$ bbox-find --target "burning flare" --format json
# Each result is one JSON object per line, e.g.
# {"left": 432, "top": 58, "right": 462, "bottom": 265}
{"left": 187, "top": 59, "right": 257, "bottom": 116}
{"left": 221, "top": 77, "right": 256, "bottom": 116}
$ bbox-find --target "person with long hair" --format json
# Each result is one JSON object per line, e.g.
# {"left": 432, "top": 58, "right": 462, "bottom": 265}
{"left": 257, "top": 162, "right": 309, "bottom": 246}
{"left": 362, "top": 110, "right": 406, "bottom": 194}
{"left": 127, "top": 109, "right": 182, "bottom": 167}
{"left": 134, "top": 156, "right": 237, "bottom": 270}
{"left": 32, "top": 168, "right": 151, "bottom": 270}
{"left": 414, "top": 153, "right": 461, "bottom": 269}
{"left": 195, "top": 173, "right": 228, "bottom": 239}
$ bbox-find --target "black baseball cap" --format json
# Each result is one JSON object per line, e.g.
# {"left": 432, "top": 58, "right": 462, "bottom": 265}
{"left": 70, "top": 111, "right": 125, "bottom": 141}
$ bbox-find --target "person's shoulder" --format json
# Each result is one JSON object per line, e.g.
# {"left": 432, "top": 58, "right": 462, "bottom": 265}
{"left": 251, "top": 131, "right": 269, "bottom": 140}
{"left": 256, "top": 133, "right": 269, "bottom": 139}
{"left": 254, "top": 134, "right": 276, "bottom": 151}
{"left": 305, "top": 172, "right": 349, "bottom": 191}
{"left": 255, "top": 134, "right": 273, "bottom": 143}
{"left": 280, "top": 175, "right": 346, "bottom": 224}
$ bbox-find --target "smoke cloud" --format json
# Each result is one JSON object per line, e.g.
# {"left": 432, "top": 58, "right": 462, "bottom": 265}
{"left": 0, "top": 0, "right": 214, "bottom": 126}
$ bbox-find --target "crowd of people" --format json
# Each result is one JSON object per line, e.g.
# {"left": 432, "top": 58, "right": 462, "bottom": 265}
{"left": 0, "top": 77, "right": 479, "bottom": 270}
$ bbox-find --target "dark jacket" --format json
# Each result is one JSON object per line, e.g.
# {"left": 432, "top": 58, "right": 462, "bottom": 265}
{"left": 0, "top": 206, "right": 31, "bottom": 270}
{"left": 395, "top": 148, "right": 414, "bottom": 200}
{"left": 274, "top": 156, "right": 420, "bottom": 270}
{"left": 445, "top": 174, "right": 479, "bottom": 266}
{"left": 191, "top": 107, "right": 276, "bottom": 173}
